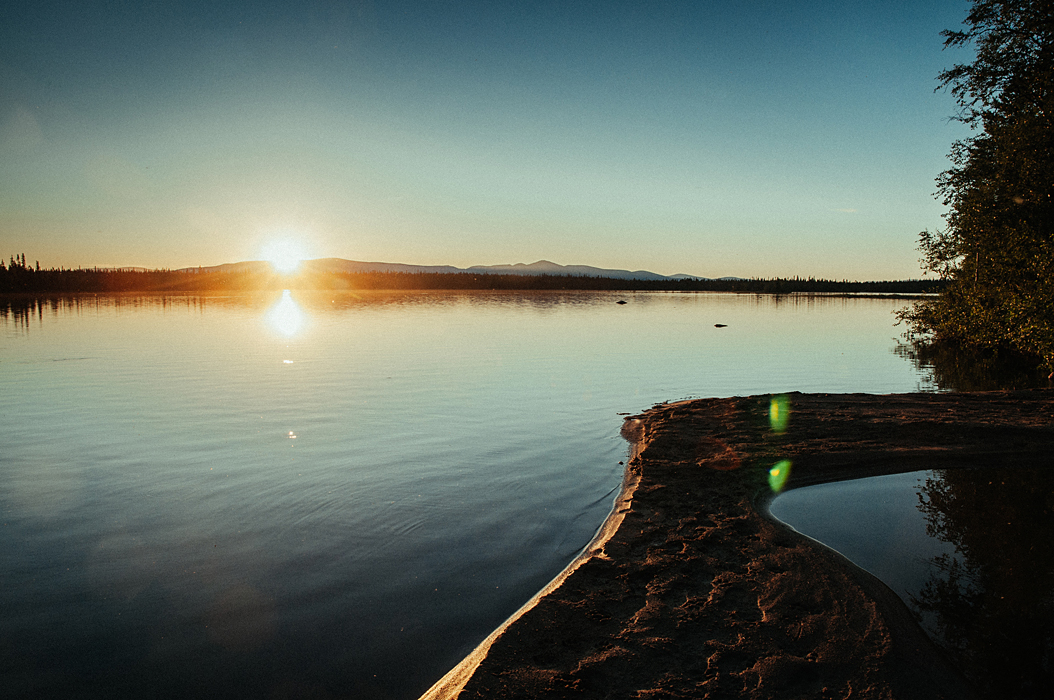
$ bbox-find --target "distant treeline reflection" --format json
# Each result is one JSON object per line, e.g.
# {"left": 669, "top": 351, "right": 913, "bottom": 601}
{"left": 0, "top": 260, "right": 944, "bottom": 295}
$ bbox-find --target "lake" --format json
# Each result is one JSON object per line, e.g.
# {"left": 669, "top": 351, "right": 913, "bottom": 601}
{"left": 1, "top": 291, "right": 931, "bottom": 699}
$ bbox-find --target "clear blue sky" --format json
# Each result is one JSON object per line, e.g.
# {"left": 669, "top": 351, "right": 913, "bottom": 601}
{"left": 1, "top": 0, "right": 972, "bottom": 279}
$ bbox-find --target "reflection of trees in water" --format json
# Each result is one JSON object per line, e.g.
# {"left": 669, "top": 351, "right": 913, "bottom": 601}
{"left": 912, "top": 468, "right": 1054, "bottom": 699}
{"left": 895, "top": 339, "right": 1050, "bottom": 392}
{"left": 0, "top": 297, "right": 43, "bottom": 330}
{"left": 0, "top": 294, "right": 284, "bottom": 333}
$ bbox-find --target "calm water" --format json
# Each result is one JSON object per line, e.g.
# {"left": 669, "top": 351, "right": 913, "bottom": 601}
{"left": 772, "top": 467, "right": 1054, "bottom": 699}
{"left": 770, "top": 471, "right": 958, "bottom": 633}
{"left": 0, "top": 291, "right": 930, "bottom": 699}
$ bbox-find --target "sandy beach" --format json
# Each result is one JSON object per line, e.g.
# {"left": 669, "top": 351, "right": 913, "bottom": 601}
{"left": 422, "top": 389, "right": 1054, "bottom": 699}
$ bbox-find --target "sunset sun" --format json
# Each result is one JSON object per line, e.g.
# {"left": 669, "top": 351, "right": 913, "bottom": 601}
{"left": 262, "top": 239, "right": 306, "bottom": 274}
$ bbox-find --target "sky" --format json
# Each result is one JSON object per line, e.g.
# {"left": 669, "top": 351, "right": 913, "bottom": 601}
{"left": 0, "top": 0, "right": 974, "bottom": 279}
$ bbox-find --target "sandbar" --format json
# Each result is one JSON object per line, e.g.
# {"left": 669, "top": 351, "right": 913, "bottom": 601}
{"left": 422, "top": 389, "right": 1054, "bottom": 699}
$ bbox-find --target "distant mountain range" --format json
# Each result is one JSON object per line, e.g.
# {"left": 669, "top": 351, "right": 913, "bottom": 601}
{"left": 178, "top": 258, "right": 742, "bottom": 282}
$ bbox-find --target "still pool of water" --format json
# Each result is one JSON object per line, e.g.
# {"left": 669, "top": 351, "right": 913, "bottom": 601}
{"left": 769, "top": 471, "right": 958, "bottom": 634}
{"left": 1, "top": 291, "right": 931, "bottom": 699}
{"left": 771, "top": 466, "right": 1054, "bottom": 699}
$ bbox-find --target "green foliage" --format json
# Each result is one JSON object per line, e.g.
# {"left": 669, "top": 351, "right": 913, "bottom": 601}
{"left": 903, "top": 0, "right": 1054, "bottom": 372}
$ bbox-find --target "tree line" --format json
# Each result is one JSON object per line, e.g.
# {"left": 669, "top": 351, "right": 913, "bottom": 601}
{"left": 0, "top": 259, "right": 943, "bottom": 295}
{"left": 901, "top": 0, "right": 1054, "bottom": 374}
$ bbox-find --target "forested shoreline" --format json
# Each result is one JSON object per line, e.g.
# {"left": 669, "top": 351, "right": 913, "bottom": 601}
{"left": 0, "top": 258, "right": 944, "bottom": 295}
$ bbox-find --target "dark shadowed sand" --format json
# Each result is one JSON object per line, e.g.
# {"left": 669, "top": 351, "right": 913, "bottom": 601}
{"left": 421, "top": 389, "right": 1054, "bottom": 700}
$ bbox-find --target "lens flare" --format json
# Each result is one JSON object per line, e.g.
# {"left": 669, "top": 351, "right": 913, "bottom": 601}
{"left": 769, "top": 460, "right": 792, "bottom": 493}
{"left": 769, "top": 394, "right": 790, "bottom": 433}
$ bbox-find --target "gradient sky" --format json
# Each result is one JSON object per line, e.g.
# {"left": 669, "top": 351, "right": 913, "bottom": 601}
{"left": 1, "top": 0, "right": 972, "bottom": 279}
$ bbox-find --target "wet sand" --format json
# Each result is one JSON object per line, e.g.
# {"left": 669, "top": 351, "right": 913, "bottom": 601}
{"left": 422, "top": 389, "right": 1054, "bottom": 699}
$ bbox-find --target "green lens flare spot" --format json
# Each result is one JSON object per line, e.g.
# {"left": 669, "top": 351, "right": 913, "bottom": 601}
{"left": 769, "top": 394, "right": 790, "bottom": 433}
{"left": 769, "top": 460, "right": 792, "bottom": 493}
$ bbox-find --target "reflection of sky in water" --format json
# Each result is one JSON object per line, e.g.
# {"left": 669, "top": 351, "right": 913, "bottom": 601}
{"left": 772, "top": 467, "right": 1054, "bottom": 697}
{"left": 0, "top": 292, "right": 936, "bottom": 699}
{"left": 769, "top": 471, "right": 958, "bottom": 632}
{"left": 770, "top": 472, "right": 957, "bottom": 594}
{"left": 265, "top": 290, "right": 305, "bottom": 337}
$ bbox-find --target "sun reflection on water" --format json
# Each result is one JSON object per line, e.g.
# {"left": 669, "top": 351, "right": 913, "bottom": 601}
{"left": 266, "top": 290, "right": 305, "bottom": 337}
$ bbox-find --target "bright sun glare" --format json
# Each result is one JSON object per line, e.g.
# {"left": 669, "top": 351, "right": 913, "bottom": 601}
{"left": 262, "top": 239, "right": 306, "bottom": 274}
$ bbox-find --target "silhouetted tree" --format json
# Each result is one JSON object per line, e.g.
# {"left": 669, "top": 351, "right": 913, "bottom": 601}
{"left": 902, "top": 0, "right": 1054, "bottom": 372}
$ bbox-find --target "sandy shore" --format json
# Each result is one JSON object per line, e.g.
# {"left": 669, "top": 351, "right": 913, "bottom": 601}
{"left": 421, "top": 389, "right": 1054, "bottom": 699}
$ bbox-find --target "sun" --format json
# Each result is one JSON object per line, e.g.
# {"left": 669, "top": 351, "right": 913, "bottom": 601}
{"left": 261, "top": 239, "right": 306, "bottom": 274}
